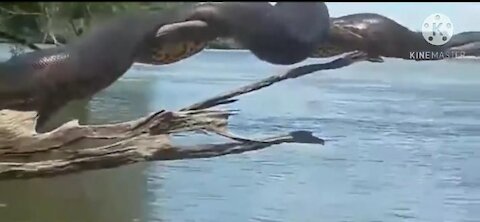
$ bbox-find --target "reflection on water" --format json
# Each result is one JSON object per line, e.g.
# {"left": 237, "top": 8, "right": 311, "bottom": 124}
{"left": 0, "top": 48, "right": 480, "bottom": 222}
{"left": 0, "top": 164, "right": 148, "bottom": 222}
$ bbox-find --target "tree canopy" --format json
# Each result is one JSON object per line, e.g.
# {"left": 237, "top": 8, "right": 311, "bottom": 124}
{"left": 0, "top": 2, "right": 194, "bottom": 45}
{"left": 0, "top": 2, "right": 241, "bottom": 53}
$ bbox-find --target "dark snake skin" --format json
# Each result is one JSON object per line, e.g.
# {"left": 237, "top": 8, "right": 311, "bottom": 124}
{"left": 311, "top": 13, "right": 480, "bottom": 61}
{"left": 0, "top": 2, "right": 331, "bottom": 132}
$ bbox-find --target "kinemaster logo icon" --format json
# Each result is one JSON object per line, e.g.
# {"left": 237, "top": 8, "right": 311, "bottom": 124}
{"left": 410, "top": 13, "right": 465, "bottom": 60}
{"left": 421, "top": 13, "right": 454, "bottom": 46}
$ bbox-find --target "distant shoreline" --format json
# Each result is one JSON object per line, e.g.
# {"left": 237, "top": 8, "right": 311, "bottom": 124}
{"left": 0, "top": 38, "right": 244, "bottom": 50}
{"left": 0, "top": 43, "right": 248, "bottom": 61}
{"left": 0, "top": 42, "right": 477, "bottom": 62}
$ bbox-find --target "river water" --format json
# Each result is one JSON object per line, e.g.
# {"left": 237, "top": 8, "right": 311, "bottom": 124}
{"left": 0, "top": 49, "right": 479, "bottom": 222}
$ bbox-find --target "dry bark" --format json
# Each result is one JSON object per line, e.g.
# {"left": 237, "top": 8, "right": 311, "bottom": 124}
{"left": 0, "top": 52, "right": 367, "bottom": 180}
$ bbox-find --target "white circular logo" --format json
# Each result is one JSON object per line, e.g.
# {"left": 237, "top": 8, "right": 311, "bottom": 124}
{"left": 421, "top": 13, "right": 454, "bottom": 46}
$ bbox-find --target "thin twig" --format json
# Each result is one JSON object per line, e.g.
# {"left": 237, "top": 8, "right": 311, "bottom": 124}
{"left": 181, "top": 51, "right": 368, "bottom": 111}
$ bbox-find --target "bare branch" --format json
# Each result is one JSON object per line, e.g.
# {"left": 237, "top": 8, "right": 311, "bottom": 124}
{"left": 181, "top": 51, "right": 368, "bottom": 111}
{"left": 0, "top": 53, "right": 366, "bottom": 180}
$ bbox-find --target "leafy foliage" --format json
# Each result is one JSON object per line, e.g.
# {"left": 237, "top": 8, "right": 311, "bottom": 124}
{"left": 0, "top": 2, "right": 190, "bottom": 44}
{"left": 0, "top": 2, "right": 235, "bottom": 53}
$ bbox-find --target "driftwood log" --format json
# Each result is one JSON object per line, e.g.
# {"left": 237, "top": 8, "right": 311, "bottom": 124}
{"left": 0, "top": 52, "right": 367, "bottom": 180}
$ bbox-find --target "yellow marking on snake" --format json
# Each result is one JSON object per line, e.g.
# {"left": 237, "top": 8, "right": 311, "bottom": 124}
{"left": 151, "top": 41, "right": 207, "bottom": 65}
{"left": 311, "top": 45, "right": 346, "bottom": 58}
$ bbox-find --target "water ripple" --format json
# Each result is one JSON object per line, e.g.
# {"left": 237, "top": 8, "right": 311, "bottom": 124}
{"left": 2, "top": 49, "right": 480, "bottom": 222}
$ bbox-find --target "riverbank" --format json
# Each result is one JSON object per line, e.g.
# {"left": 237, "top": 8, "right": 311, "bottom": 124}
{"left": 0, "top": 41, "right": 477, "bottom": 63}
{"left": 0, "top": 36, "right": 244, "bottom": 51}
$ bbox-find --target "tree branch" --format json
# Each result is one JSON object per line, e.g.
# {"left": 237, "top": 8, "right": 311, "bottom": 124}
{"left": 0, "top": 52, "right": 367, "bottom": 180}
{"left": 181, "top": 51, "right": 368, "bottom": 111}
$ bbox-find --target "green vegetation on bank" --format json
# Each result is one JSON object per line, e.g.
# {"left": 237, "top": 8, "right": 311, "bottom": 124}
{"left": 0, "top": 2, "right": 240, "bottom": 52}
